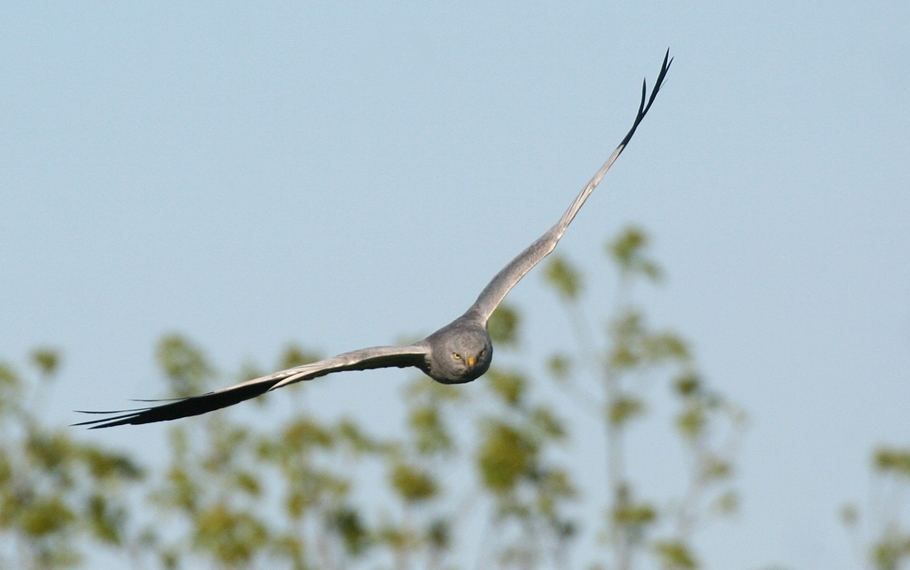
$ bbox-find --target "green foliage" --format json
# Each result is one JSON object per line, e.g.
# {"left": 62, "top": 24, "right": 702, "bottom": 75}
{"left": 279, "top": 344, "right": 321, "bottom": 370}
{"left": 30, "top": 347, "right": 61, "bottom": 378}
{"left": 403, "top": 375, "right": 461, "bottom": 461}
{"left": 192, "top": 504, "right": 268, "bottom": 566}
{"left": 328, "top": 508, "right": 370, "bottom": 555}
{"left": 842, "top": 444, "right": 910, "bottom": 570}
{"left": 426, "top": 518, "right": 450, "bottom": 549}
{"left": 711, "top": 490, "right": 739, "bottom": 516}
{"left": 613, "top": 498, "right": 657, "bottom": 528}
{"left": 609, "top": 396, "right": 646, "bottom": 426}
{"left": 545, "top": 255, "right": 583, "bottom": 300}
{"left": 335, "top": 418, "right": 383, "bottom": 454}
{"left": 0, "top": 224, "right": 761, "bottom": 570}
{"left": 546, "top": 353, "right": 572, "bottom": 381}
{"left": 0, "top": 350, "right": 145, "bottom": 569}
{"left": 389, "top": 463, "right": 438, "bottom": 502}
{"left": 472, "top": 342, "right": 576, "bottom": 568}
{"left": 676, "top": 405, "right": 706, "bottom": 441}
{"left": 530, "top": 407, "right": 566, "bottom": 441}
{"left": 608, "top": 310, "right": 689, "bottom": 371}
{"left": 608, "top": 225, "right": 664, "bottom": 282}
{"left": 280, "top": 417, "right": 333, "bottom": 450}
{"left": 488, "top": 369, "right": 527, "bottom": 407}
{"left": 156, "top": 334, "right": 214, "bottom": 397}
{"left": 875, "top": 447, "right": 910, "bottom": 477}
{"left": 489, "top": 303, "right": 520, "bottom": 346}
{"left": 654, "top": 540, "right": 698, "bottom": 569}
{"left": 0, "top": 363, "right": 22, "bottom": 417}
{"left": 478, "top": 421, "right": 534, "bottom": 493}
{"left": 674, "top": 373, "right": 701, "bottom": 396}
{"left": 407, "top": 405, "right": 453, "bottom": 455}
{"left": 542, "top": 226, "right": 744, "bottom": 570}
{"left": 874, "top": 537, "right": 910, "bottom": 570}
{"left": 841, "top": 503, "right": 859, "bottom": 526}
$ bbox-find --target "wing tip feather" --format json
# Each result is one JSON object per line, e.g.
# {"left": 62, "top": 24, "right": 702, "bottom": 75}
{"left": 71, "top": 374, "right": 301, "bottom": 429}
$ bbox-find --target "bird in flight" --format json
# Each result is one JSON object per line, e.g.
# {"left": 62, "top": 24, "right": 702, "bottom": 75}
{"left": 77, "top": 51, "right": 672, "bottom": 429}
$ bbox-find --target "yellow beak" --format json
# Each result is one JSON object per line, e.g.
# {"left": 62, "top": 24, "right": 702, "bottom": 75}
{"left": 468, "top": 356, "right": 476, "bottom": 367}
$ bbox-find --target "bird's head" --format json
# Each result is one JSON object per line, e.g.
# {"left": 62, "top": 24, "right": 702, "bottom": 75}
{"left": 427, "top": 324, "right": 493, "bottom": 384}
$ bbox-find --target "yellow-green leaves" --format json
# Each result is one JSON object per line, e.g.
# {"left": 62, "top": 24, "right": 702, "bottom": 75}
{"left": 545, "top": 255, "right": 583, "bottom": 300}
{"left": 408, "top": 405, "right": 452, "bottom": 455}
{"left": 328, "top": 508, "right": 370, "bottom": 555}
{"left": 0, "top": 352, "right": 147, "bottom": 569}
{"left": 30, "top": 347, "right": 61, "bottom": 378}
{"left": 674, "top": 373, "right": 700, "bottom": 396}
{"left": 192, "top": 504, "right": 268, "bottom": 567}
{"left": 478, "top": 422, "right": 534, "bottom": 493}
{"left": 156, "top": 334, "right": 214, "bottom": 398}
{"left": 608, "top": 225, "right": 663, "bottom": 283}
{"left": 538, "top": 224, "right": 746, "bottom": 570}
{"left": 612, "top": 494, "right": 656, "bottom": 528}
{"left": 488, "top": 369, "right": 526, "bottom": 407}
{"left": 488, "top": 303, "right": 520, "bottom": 346}
{"left": 653, "top": 540, "right": 698, "bottom": 569}
{"left": 845, "top": 445, "right": 910, "bottom": 570}
{"left": 875, "top": 447, "right": 910, "bottom": 477}
{"left": 87, "top": 494, "right": 125, "bottom": 545}
{"left": 389, "top": 463, "right": 438, "bottom": 502}
{"left": 0, "top": 222, "right": 763, "bottom": 570}
{"left": 279, "top": 343, "right": 321, "bottom": 370}
{"left": 281, "top": 417, "right": 333, "bottom": 451}
{"left": 18, "top": 496, "right": 76, "bottom": 537}
{"left": 0, "top": 363, "right": 21, "bottom": 417}
{"left": 676, "top": 405, "right": 706, "bottom": 441}
{"left": 608, "top": 310, "right": 689, "bottom": 370}
{"left": 608, "top": 396, "right": 646, "bottom": 426}
{"left": 546, "top": 353, "right": 572, "bottom": 381}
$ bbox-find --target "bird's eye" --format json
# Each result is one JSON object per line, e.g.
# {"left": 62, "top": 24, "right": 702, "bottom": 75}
{"left": 479, "top": 348, "right": 486, "bottom": 357}
{"left": 453, "top": 352, "right": 461, "bottom": 360}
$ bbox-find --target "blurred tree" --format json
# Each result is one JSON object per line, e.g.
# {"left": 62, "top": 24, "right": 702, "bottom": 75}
{"left": 543, "top": 226, "right": 746, "bottom": 570}
{"left": 0, "top": 225, "right": 747, "bottom": 570}
{"left": 0, "top": 349, "right": 145, "bottom": 569}
{"left": 842, "top": 446, "right": 910, "bottom": 570}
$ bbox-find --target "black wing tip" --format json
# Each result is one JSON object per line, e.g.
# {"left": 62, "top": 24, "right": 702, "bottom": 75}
{"left": 619, "top": 49, "right": 673, "bottom": 148}
{"left": 639, "top": 48, "right": 672, "bottom": 118}
{"left": 74, "top": 406, "right": 150, "bottom": 415}
{"left": 71, "top": 412, "right": 146, "bottom": 429}
{"left": 71, "top": 404, "right": 157, "bottom": 428}
{"left": 71, "top": 379, "right": 280, "bottom": 429}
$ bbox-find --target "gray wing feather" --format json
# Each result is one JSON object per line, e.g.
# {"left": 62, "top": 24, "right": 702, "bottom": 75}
{"left": 470, "top": 50, "right": 672, "bottom": 323}
{"left": 75, "top": 344, "right": 429, "bottom": 428}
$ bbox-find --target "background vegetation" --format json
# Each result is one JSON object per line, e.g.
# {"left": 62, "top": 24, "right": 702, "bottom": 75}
{"left": 1, "top": 227, "right": 905, "bottom": 570}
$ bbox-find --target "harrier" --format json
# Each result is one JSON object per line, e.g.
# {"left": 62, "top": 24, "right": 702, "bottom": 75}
{"left": 78, "top": 51, "right": 672, "bottom": 428}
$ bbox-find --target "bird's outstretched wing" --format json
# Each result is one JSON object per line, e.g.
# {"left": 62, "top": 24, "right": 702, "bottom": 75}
{"left": 470, "top": 50, "right": 672, "bottom": 323}
{"left": 75, "top": 344, "right": 429, "bottom": 428}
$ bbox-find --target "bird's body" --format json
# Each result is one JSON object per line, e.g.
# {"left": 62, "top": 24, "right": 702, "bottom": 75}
{"left": 76, "top": 51, "right": 672, "bottom": 429}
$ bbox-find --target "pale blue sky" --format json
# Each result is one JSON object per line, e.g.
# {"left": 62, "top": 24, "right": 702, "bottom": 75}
{"left": 2, "top": 2, "right": 909, "bottom": 569}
